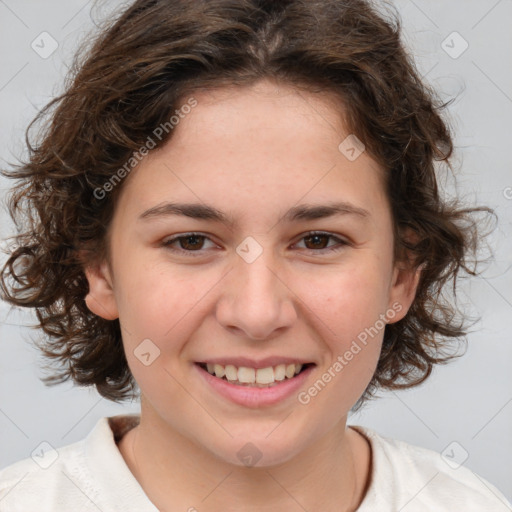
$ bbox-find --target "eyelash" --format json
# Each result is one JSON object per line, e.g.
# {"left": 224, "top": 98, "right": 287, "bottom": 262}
{"left": 161, "top": 231, "right": 349, "bottom": 257}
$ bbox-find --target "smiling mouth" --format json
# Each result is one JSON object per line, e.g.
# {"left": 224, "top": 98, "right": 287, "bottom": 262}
{"left": 196, "top": 362, "right": 315, "bottom": 388}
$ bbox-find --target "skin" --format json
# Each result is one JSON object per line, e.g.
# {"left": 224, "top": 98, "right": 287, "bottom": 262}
{"left": 84, "top": 78, "right": 420, "bottom": 511}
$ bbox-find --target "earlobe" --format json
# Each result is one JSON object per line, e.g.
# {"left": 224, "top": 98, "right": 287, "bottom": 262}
{"left": 386, "top": 227, "right": 423, "bottom": 323}
{"left": 387, "top": 263, "right": 422, "bottom": 324}
{"left": 84, "top": 261, "right": 119, "bottom": 321}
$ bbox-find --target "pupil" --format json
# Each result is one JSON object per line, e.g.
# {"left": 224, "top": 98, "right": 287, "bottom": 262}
{"left": 182, "top": 235, "right": 203, "bottom": 250}
{"left": 306, "top": 234, "right": 327, "bottom": 249}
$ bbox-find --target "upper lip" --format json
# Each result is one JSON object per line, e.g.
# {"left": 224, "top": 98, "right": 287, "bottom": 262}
{"left": 196, "top": 357, "right": 314, "bottom": 369}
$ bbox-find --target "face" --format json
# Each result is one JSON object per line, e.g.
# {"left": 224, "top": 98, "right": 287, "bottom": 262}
{"left": 85, "top": 79, "right": 418, "bottom": 467}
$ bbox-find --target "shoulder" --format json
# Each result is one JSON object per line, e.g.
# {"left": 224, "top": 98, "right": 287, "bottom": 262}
{"left": 352, "top": 426, "right": 512, "bottom": 512}
{"left": 0, "top": 432, "right": 98, "bottom": 511}
{"left": 0, "top": 415, "right": 153, "bottom": 512}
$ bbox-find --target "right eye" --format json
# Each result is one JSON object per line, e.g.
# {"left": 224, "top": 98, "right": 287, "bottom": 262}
{"left": 162, "top": 233, "right": 218, "bottom": 256}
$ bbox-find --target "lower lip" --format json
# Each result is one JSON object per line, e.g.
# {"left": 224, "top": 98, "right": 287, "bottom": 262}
{"left": 194, "top": 364, "right": 315, "bottom": 408}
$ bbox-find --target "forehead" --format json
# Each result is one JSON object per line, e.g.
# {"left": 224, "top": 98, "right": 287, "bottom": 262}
{"left": 172, "top": 80, "right": 350, "bottom": 153}
{"left": 115, "top": 79, "right": 388, "bottom": 226}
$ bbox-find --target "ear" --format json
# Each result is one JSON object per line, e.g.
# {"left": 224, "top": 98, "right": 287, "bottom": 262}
{"left": 386, "top": 229, "right": 423, "bottom": 324}
{"left": 83, "top": 259, "right": 119, "bottom": 321}
{"left": 386, "top": 263, "right": 422, "bottom": 323}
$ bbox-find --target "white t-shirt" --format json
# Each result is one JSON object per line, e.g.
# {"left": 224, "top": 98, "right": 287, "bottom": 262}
{"left": 0, "top": 414, "right": 510, "bottom": 511}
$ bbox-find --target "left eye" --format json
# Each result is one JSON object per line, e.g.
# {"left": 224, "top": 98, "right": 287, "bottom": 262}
{"left": 163, "top": 233, "right": 213, "bottom": 252}
{"left": 294, "top": 232, "right": 348, "bottom": 252}
{"left": 162, "top": 231, "right": 348, "bottom": 256}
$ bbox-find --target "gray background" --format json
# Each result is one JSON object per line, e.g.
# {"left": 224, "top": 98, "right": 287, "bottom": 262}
{"left": 0, "top": 0, "right": 511, "bottom": 504}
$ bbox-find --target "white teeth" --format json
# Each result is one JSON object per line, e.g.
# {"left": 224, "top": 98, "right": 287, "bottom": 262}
{"left": 255, "top": 367, "right": 274, "bottom": 384}
{"left": 285, "top": 364, "right": 296, "bottom": 379}
{"left": 225, "top": 364, "right": 238, "bottom": 381}
{"left": 238, "top": 367, "right": 256, "bottom": 383}
{"left": 274, "top": 364, "right": 286, "bottom": 381}
{"left": 214, "top": 364, "right": 225, "bottom": 378}
{"left": 203, "top": 362, "right": 307, "bottom": 384}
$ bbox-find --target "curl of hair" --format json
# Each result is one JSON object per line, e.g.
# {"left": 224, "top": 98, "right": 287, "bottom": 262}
{"left": 0, "top": 0, "right": 493, "bottom": 403}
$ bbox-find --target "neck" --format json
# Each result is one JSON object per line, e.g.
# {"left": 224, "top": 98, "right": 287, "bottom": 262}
{"left": 118, "top": 403, "right": 371, "bottom": 512}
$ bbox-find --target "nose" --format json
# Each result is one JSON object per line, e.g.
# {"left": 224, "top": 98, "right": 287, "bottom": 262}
{"left": 215, "top": 247, "right": 297, "bottom": 341}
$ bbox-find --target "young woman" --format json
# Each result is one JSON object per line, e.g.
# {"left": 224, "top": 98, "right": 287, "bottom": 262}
{"left": 1, "top": 1, "right": 510, "bottom": 510}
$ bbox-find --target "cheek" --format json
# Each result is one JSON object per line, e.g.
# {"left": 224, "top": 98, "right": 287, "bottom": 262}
{"left": 291, "top": 259, "right": 389, "bottom": 400}
{"left": 116, "top": 267, "right": 207, "bottom": 399}
{"left": 114, "top": 259, "right": 223, "bottom": 361}
{"left": 114, "top": 253, "right": 185, "bottom": 322}
{"left": 295, "top": 266, "right": 387, "bottom": 414}
{"left": 295, "top": 258, "right": 392, "bottom": 339}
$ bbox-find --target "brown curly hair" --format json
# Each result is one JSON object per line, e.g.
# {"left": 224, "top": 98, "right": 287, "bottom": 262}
{"left": 0, "top": 0, "right": 491, "bottom": 403}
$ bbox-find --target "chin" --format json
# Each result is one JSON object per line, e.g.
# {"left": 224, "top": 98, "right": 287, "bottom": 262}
{"left": 207, "top": 430, "right": 309, "bottom": 469}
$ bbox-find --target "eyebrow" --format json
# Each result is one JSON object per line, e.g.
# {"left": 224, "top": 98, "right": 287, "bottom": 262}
{"left": 138, "top": 201, "right": 370, "bottom": 225}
